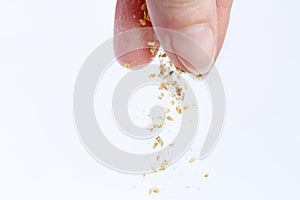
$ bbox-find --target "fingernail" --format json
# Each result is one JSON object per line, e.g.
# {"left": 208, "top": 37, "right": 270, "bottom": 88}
{"left": 171, "top": 24, "right": 216, "bottom": 75}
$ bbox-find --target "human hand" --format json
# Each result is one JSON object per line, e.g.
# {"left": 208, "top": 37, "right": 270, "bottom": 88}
{"left": 114, "top": 0, "right": 233, "bottom": 75}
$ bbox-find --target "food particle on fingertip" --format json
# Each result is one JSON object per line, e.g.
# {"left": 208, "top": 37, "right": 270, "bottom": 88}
{"left": 124, "top": 63, "right": 131, "bottom": 69}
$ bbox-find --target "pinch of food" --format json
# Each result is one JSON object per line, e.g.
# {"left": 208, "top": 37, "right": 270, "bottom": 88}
{"left": 160, "top": 93, "right": 165, "bottom": 97}
{"left": 183, "top": 106, "right": 189, "bottom": 110}
{"left": 189, "top": 157, "right": 197, "bottom": 163}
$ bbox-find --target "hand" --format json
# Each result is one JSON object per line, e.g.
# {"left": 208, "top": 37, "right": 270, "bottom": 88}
{"left": 114, "top": 0, "right": 233, "bottom": 75}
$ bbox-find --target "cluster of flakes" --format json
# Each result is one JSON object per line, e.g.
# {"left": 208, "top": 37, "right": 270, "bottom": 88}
{"left": 139, "top": 3, "right": 151, "bottom": 26}
{"left": 147, "top": 52, "right": 192, "bottom": 171}
{"left": 153, "top": 136, "right": 164, "bottom": 149}
{"left": 189, "top": 157, "right": 197, "bottom": 163}
{"left": 155, "top": 53, "right": 189, "bottom": 112}
{"left": 148, "top": 52, "right": 190, "bottom": 132}
{"left": 147, "top": 41, "right": 159, "bottom": 56}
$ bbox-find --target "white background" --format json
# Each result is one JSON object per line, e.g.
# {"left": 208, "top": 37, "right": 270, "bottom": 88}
{"left": 0, "top": 0, "right": 299, "bottom": 199}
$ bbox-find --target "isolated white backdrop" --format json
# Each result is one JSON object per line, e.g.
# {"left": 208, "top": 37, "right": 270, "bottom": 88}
{"left": 0, "top": 0, "right": 299, "bottom": 199}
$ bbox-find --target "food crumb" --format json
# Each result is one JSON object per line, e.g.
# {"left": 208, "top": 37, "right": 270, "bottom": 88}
{"left": 149, "top": 73, "right": 156, "bottom": 78}
{"left": 204, "top": 173, "right": 209, "bottom": 178}
{"left": 189, "top": 157, "right": 197, "bottom": 163}
{"left": 165, "top": 108, "right": 170, "bottom": 113}
{"left": 153, "top": 136, "right": 164, "bottom": 149}
{"left": 149, "top": 187, "right": 159, "bottom": 195}
{"left": 176, "top": 106, "right": 182, "bottom": 114}
{"left": 183, "top": 105, "right": 189, "bottom": 110}
{"left": 159, "top": 160, "right": 169, "bottom": 171}
{"left": 124, "top": 63, "right": 131, "bottom": 69}
{"left": 139, "top": 19, "right": 146, "bottom": 26}
{"left": 166, "top": 116, "right": 173, "bottom": 121}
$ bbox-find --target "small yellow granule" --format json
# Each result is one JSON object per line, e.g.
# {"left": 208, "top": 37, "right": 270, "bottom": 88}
{"left": 189, "top": 157, "right": 197, "bottom": 163}
{"left": 149, "top": 187, "right": 159, "bottom": 195}
{"left": 166, "top": 116, "right": 173, "bottom": 121}
{"left": 124, "top": 63, "right": 131, "bottom": 69}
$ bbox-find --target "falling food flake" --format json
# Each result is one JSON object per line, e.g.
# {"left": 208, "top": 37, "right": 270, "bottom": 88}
{"left": 149, "top": 73, "right": 156, "bottom": 78}
{"left": 183, "top": 106, "right": 189, "bottom": 110}
{"left": 149, "top": 187, "right": 159, "bottom": 195}
{"left": 153, "top": 136, "right": 163, "bottom": 149}
{"left": 166, "top": 116, "right": 173, "bottom": 121}
{"left": 165, "top": 108, "right": 170, "bottom": 113}
{"left": 171, "top": 100, "right": 175, "bottom": 106}
{"left": 156, "top": 136, "right": 164, "bottom": 147}
{"left": 153, "top": 141, "right": 159, "bottom": 149}
{"left": 159, "top": 160, "right": 169, "bottom": 171}
{"left": 156, "top": 154, "right": 160, "bottom": 161}
{"left": 189, "top": 157, "right": 197, "bottom": 163}
{"left": 204, "top": 173, "right": 209, "bottom": 178}
{"left": 176, "top": 106, "right": 182, "bottom": 114}
{"left": 151, "top": 167, "right": 158, "bottom": 173}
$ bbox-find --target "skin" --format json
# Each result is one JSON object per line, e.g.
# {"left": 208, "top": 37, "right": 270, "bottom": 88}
{"left": 114, "top": 0, "right": 233, "bottom": 73}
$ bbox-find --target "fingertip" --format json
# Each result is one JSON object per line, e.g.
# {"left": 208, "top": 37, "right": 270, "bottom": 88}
{"left": 114, "top": 0, "right": 159, "bottom": 69}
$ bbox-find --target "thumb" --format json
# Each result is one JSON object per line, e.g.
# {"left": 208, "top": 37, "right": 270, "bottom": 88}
{"left": 145, "top": 0, "right": 218, "bottom": 75}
